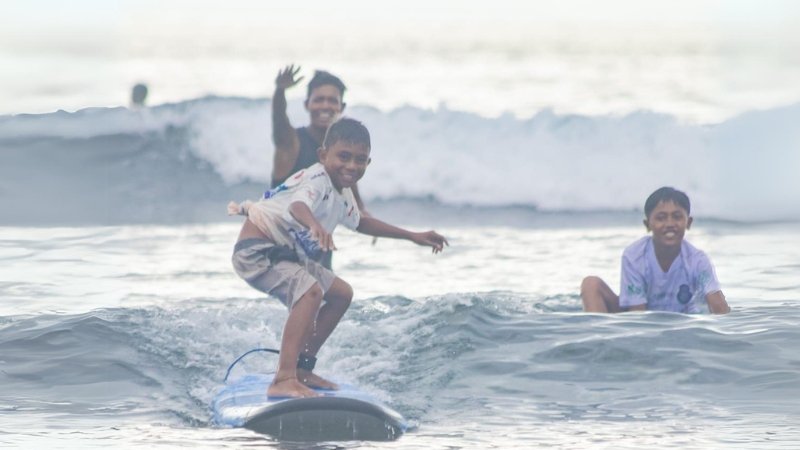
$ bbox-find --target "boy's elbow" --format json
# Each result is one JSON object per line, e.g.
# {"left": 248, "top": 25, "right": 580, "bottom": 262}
{"left": 287, "top": 201, "right": 308, "bottom": 218}
{"left": 355, "top": 217, "right": 370, "bottom": 234}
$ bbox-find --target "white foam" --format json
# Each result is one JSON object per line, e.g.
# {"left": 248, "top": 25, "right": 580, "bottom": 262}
{"left": 2, "top": 97, "right": 798, "bottom": 221}
{"left": 194, "top": 100, "right": 800, "bottom": 221}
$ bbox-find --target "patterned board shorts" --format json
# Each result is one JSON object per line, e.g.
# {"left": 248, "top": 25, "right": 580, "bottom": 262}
{"left": 231, "top": 238, "right": 336, "bottom": 308}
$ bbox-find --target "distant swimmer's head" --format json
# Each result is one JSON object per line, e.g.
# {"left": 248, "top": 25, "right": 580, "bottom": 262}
{"left": 643, "top": 187, "right": 693, "bottom": 248}
{"left": 131, "top": 83, "right": 148, "bottom": 107}
{"left": 319, "top": 117, "right": 371, "bottom": 191}
{"left": 305, "top": 70, "right": 347, "bottom": 130}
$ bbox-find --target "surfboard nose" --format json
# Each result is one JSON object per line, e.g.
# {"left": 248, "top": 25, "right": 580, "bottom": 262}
{"left": 244, "top": 396, "right": 406, "bottom": 441}
{"left": 212, "top": 373, "right": 407, "bottom": 441}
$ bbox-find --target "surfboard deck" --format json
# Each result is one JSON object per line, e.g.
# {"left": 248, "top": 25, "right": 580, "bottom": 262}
{"left": 212, "top": 373, "right": 407, "bottom": 441}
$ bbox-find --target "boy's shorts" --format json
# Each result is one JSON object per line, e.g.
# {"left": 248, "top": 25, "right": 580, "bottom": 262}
{"left": 231, "top": 238, "right": 336, "bottom": 308}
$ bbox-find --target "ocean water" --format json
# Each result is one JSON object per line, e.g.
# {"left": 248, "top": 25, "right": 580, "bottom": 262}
{"left": 2, "top": 96, "right": 800, "bottom": 450}
{"left": 1, "top": 218, "right": 799, "bottom": 449}
{"left": 3, "top": 4, "right": 800, "bottom": 447}
{"left": 1, "top": 97, "right": 799, "bottom": 226}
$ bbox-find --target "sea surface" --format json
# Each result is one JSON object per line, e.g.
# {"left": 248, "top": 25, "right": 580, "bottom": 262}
{"left": 1, "top": 215, "right": 799, "bottom": 449}
{"left": 2, "top": 99, "right": 800, "bottom": 450}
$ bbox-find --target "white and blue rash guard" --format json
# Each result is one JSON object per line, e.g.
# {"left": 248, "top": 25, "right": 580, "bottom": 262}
{"left": 229, "top": 163, "right": 361, "bottom": 260}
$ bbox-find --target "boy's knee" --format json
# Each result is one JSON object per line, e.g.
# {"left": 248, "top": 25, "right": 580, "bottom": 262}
{"left": 581, "top": 276, "right": 602, "bottom": 293}
{"left": 300, "top": 284, "right": 324, "bottom": 306}
{"left": 327, "top": 279, "right": 353, "bottom": 308}
{"left": 339, "top": 281, "right": 353, "bottom": 305}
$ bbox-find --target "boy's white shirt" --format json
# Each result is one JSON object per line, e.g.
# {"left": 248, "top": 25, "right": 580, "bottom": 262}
{"left": 619, "top": 236, "right": 721, "bottom": 313}
{"left": 240, "top": 163, "right": 361, "bottom": 252}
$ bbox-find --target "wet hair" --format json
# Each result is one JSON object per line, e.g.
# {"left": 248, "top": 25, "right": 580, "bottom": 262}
{"left": 644, "top": 187, "right": 691, "bottom": 218}
{"left": 306, "top": 70, "right": 346, "bottom": 100}
{"left": 322, "top": 117, "right": 370, "bottom": 150}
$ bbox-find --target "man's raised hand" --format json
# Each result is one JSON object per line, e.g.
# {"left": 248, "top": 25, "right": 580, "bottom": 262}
{"left": 275, "top": 64, "right": 304, "bottom": 90}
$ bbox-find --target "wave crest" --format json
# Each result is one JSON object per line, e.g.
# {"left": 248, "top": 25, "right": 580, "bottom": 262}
{"left": 1, "top": 96, "right": 798, "bottom": 223}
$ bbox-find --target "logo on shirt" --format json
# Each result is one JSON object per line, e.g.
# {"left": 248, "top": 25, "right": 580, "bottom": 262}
{"left": 626, "top": 284, "right": 643, "bottom": 296}
{"left": 697, "top": 271, "right": 710, "bottom": 288}
{"left": 264, "top": 184, "right": 288, "bottom": 199}
{"left": 288, "top": 228, "right": 322, "bottom": 260}
{"left": 677, "top": 284, "right": 692, "bottom": 304}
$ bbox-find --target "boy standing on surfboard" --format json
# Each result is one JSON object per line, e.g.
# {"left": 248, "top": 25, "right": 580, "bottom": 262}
{"left": 229, "top": 118, "right": 448, "bottom": 398}
{"left": 581, "top": 187, "right": 730, "bottom": 314}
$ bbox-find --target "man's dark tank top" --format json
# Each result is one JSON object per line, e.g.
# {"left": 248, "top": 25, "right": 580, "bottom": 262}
{"left": 270, "top": 127, "right": 320, "bottom": 188}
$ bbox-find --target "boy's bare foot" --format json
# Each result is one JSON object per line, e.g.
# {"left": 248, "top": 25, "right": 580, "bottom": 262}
{"left": 268, "top": 376, "right": 320, "bottom": 398}
{"left": 297, "top": 369, "right": 339, "bottom": 390}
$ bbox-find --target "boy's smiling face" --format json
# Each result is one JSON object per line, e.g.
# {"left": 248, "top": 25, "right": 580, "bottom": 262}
{"left": 319, "top": 140, "right": 370, "bottom": 192}
{"left": 644, "top": 200, "right": 693, "bottom": 249}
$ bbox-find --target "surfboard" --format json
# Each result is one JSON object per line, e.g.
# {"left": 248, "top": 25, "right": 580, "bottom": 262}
{"left": 212, "top": 373, "right": 407, "bottom": 441}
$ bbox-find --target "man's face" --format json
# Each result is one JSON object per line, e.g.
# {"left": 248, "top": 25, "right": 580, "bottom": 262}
{"left": 644, "top": 200, "right": 693, "bottom": 249}
{"left": 305, "top": 85, "right": 344, "bottom": 130}
{"left": 319, "top": 140, "right": 370, "bottom": 192}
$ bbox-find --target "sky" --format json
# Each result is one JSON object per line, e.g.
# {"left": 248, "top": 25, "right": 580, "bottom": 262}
{"left": 1, "top": 0, "right": 799, "bottom": 116}
{"left": 4, "top": 0, "right": 800, "bottom": 33}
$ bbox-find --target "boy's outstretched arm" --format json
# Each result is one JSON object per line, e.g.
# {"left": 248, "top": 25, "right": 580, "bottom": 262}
{"left": 272, "top": 64, "right": 304, "bottom": 184}
{"left": 356, "top": 216, "right": 448, "bottom": 253}
{"left": 706, "top": 291, "right": 730, "bottom": 314}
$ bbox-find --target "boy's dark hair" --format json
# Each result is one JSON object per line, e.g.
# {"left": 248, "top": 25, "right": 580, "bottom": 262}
{"left": 322, "top": 117, "right": 370, "bottom": 150}
{"left": 645, "top": 187, "right": 691, "bottom": 217}
{"left": 306, "top": 70, "right": 346, "bottom": 100}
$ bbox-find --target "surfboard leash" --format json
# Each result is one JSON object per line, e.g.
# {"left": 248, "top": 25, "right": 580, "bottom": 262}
{"left": 224, "top": 348, "right": 320, "bottom": 382}
{"left": 223, "top": 347, "right": 280, "bottom": 382}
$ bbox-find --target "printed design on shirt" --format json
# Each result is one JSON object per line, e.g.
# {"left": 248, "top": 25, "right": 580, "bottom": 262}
{"left": 263, "top": 183, "right": 288, "bottom": 199}
{"left": 288, "top": 228, "right": 322, "bottom": 260}
{"left": 697, "top": 271, "right": 710, "bottom": 290}
{"left": 677, "top": 284, "right": 693, "bottom": 304}
{"left": 626, "top": 284, "right": 644, "bottom": 296}
{"left": 264, "top": 170, "right": 307, "bottom": 199}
